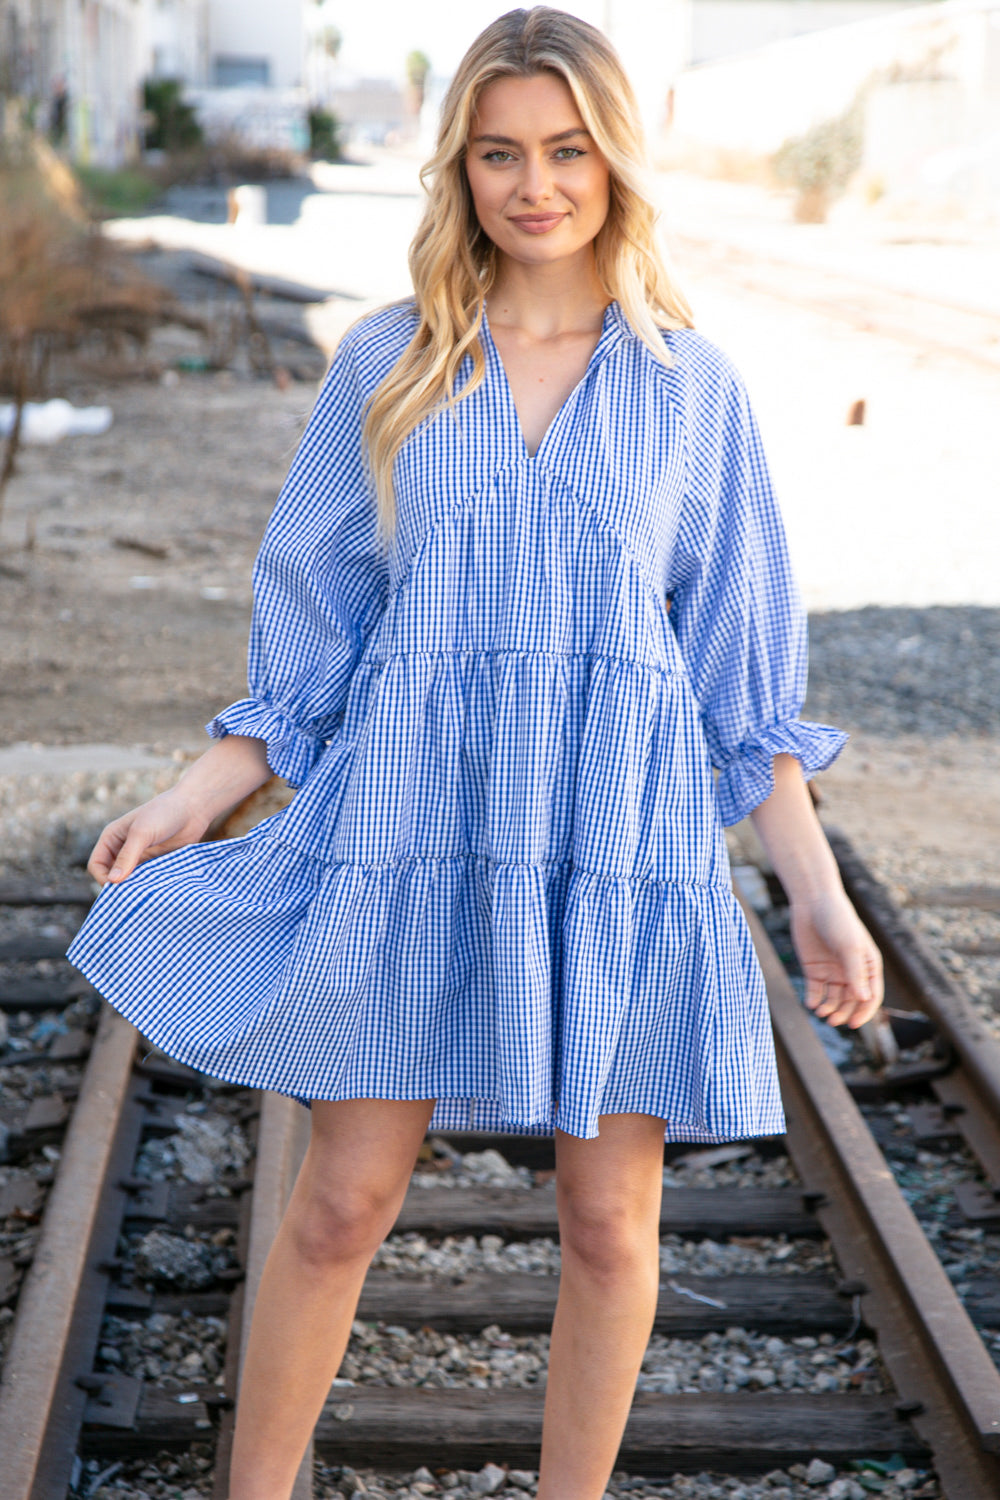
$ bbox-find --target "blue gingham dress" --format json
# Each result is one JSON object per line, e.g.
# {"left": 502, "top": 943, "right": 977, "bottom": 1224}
{"left": 68, "top": 296, "right": 846, "bottom": 1142}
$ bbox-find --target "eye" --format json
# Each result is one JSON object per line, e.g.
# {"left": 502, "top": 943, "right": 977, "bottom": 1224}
{"left": 554, "top": 147, "right": 585, "bottom": 160}
{"left": 482, "top": 149, "right": 514, "bottom": 163}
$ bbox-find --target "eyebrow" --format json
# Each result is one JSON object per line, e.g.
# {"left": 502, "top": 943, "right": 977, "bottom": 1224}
{"left": 470, "top": 128, "right": 591, "bottom": 146}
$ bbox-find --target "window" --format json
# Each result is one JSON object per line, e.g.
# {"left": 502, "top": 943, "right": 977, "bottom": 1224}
{"left": 213, "top": 56, "right": 270, "bottom": 87}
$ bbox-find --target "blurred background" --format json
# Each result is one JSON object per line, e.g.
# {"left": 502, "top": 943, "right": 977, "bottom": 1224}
{"left": 1, "top": 0, "right": 998, "bottom": 969}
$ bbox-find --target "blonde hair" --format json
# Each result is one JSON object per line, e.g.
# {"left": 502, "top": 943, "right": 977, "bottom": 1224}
{"left": 361, "top": 5, "right": 695, "bottom": 544}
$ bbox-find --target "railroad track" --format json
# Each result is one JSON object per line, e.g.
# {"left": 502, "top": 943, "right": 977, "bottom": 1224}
{"left": 1, "top": 825, "right": 999, "bottom": 1498}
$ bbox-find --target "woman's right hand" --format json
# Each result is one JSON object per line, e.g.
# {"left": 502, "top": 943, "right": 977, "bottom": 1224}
{"left": 87, "top": 735, "right": 274, "bottom": 888}
{"left": 88, "top": 786, "right": 214, "bottom": 887}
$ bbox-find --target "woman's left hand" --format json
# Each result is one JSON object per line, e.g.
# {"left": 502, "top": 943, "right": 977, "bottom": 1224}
{"left": 788, "top": 890, "right": 884, "bottom": 1029}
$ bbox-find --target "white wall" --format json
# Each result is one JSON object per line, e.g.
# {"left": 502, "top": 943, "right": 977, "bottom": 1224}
{"left": 862, "top": 13, "right": 1000, "bottom": 209}
{"left": 148, "top": 0, "right": 211, "bottom": 85}
{"left": 207, "top": 0, "right": 305, "bottom": 89}
{"left": 671, "top": 0, "right": 1000, "bottom": 160}
{"left": 185, "top": 84, "right": 309, "bottom": 151}
{"left": 691, "top": 0, "right": 937, "bottom": 63}
{"left": 603, "top": 0, "right": 693, "bottom": 138}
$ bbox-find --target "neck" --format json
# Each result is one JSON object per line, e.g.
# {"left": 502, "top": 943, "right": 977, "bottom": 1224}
{"left": 486, "top": 248, "right": 608, "bottom": 337}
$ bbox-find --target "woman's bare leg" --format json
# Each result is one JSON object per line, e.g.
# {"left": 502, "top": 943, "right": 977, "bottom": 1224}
{"left": 537, "top": 1113, "right": 667, "bottom": 1500}
{"left": 229, "top": 1097, "right": 437, "bottom": 1500}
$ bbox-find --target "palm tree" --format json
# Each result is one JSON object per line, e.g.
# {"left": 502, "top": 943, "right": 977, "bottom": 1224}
{"left": 405, "top": 50, "right": 431, "bottom": 117}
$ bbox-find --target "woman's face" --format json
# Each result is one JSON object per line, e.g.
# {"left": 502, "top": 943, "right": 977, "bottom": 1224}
{"left": 464, "top": 72, "right": 611, "bottom": 271}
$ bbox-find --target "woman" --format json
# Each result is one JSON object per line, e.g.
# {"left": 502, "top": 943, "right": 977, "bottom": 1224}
{"left": 68, "top": 9, "right": 883, "bottom": 1497}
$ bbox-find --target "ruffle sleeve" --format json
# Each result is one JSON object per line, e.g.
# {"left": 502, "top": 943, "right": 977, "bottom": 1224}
{"left": 206, "top": 322, "right": 390, "bottom": 787}
{"left": 667, "top": 350, "right": 847, "bottom": 826}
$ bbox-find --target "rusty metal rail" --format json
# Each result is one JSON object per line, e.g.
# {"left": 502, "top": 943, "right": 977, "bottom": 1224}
{"left": 828, "top": 826, "right": 1000, "bottom": 1207}
{"left": 0, "top": 1006, "right": 139, "bottom": 1500}
{"left": 734, "top": 874, "right": 1000, "bottom": 1498}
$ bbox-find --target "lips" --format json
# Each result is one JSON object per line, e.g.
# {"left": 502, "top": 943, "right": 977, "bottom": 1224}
{"left": 509, "top": 213, "right": 566, "bottom": 232}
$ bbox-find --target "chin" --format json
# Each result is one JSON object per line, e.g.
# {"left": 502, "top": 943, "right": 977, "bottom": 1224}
{"left": 499, "top": 234, "right": 590, "bottom": 264}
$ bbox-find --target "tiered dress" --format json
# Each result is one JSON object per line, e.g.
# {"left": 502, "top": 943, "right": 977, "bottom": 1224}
{"left": 67, "top": 296, "right": 846, "bottom": 1143}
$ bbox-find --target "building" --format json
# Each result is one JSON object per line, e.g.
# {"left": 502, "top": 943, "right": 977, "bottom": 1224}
{"left": 669, "top": 0, "right": 1000, "bottom": 216}
{"left": 689, "top": 0, "right": 939, "bottom": 64}
{"left": 148, "top": 0, "right": 210, "bottom": 87}
{"left": 1, "top": 0, "right": 148, "bottom": 164}
{"left": 150, "top": 0, "right": 309, "bottom": 156}
{"left": 0, "top": 0, "right": 308, "bottom": 166}
{"left": 205, "top": 0, "right": 304, "bottom": 89}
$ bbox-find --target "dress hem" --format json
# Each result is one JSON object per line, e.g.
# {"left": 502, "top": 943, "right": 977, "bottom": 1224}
{"left": 121, "top": 1011, "right": 786, "bottom": 1146}
{"left": 291, "top": 1089, "right": 788, "bottom": 1145}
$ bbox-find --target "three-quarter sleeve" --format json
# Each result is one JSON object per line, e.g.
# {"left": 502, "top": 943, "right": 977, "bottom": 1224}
{"left": 668, "top": 354, "right": 847, "bottom": 826}
{"left": 206, "top": 325, "right": 390, "bottom": 787}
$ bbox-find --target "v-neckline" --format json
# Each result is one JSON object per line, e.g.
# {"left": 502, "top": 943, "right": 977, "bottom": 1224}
{"left": 480, "top": 299, "right": 622, "bottom": 464}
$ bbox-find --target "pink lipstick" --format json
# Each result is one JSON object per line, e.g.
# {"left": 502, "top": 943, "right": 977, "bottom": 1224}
{"left": 508, "top": 213, "right": 566, "bottom": 233}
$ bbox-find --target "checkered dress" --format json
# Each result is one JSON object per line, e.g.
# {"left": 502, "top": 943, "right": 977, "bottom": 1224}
{"left": 68, "top": 297, "right": 846, "bottom": 1141}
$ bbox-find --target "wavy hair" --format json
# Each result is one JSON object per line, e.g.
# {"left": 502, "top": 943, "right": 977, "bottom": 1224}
{"left": 360, "top": 5, "right": 695, "bottom": 544}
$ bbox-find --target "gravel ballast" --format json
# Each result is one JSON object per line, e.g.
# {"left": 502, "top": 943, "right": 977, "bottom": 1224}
{"left": 76, "top": 1455, "right": 941, "bottom": 1499}
{"left": 804, "top": 606, "right": 1000, "bottom": 739}
{"left": 336, "top": 1320, "right": 887, "bottom": 1395}
{"left": 372, "top": 1231, "right": 834, "bottom": 1281}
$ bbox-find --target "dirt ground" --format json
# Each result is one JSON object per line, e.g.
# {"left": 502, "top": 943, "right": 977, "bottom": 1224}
{"left": 2, "top": 371, "right": 309, "bottom": 746}
{"left": 1, "top": 252, "right": 330, "bottom": 748}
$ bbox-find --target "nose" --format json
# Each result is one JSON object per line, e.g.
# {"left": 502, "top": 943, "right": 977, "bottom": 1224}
{"left": 517, "top": 151, "right": 554, "bottom": 205}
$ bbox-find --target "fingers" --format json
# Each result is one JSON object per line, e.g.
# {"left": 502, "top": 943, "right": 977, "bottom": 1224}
{"left": 814, "top": 982, "right": 855, "bottom": 1025}
{"left": 803, "top": 975, "right": 827, "bottom": 1012}
{"left": 89, "top": 812, "right": 159, "bottom": 887}
{"left": 825, "top": 992, "right": 875, "bottom": 1028}
{"left": 826, "top": 953, "right": 875, "bottom": 1026}
{"left": 843, "top": 951, "right": 885, "bottom": 1028}
{"left": 804, "top": 938, "right": 884, "bottom": 1030}
{"left": 87, "top": 821, "right": 129, "bottom": 885}
{"left": 848, "top": 946, "right": 885, "bottom": 1026}
{"left": 819, "top": 951, "right": 884, "bottom": 1030}
{"left": 844, "top": 992, "right": 884, "bottom": 1029}
{"left": 813, "top": 989, "right": 876, "bottom": 1029}
{"left": 105, "top": 824, "right": 158, "bottom": 885}
{"left": 86, "top": 789, "right": 208, "bottom": 890}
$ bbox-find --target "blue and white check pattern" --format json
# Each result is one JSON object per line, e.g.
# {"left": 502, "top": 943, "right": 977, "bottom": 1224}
{"left": 68, "top": 297, "right": 846, "bottom": 1142}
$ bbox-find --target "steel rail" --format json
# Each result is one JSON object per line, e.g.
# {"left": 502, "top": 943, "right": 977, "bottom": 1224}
{"left": 827, "top": 825, "right": 1000, "bottom": 1186}
{"left": 734, "top": 874, "right": 1000, "bottom": 1497}
{"left": 0, "top": 1006, "right": 138, "bottom": 1500}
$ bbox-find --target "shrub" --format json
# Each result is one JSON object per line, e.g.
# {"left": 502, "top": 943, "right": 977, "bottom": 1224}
{"left": 142, "top": 78, "right": 203, "bottom": 153}
{"left": 157, "top": 135, "right": 302, "bottom": 186}
{"left": 772, "top": 95, "right": 865, "bottom": 222}
{"left": 308, "top": 108, "right": 341, "bottom": 161}
{"left": 74, "top": 164, "right": 163, "bottom": 217}
{"left": 0, "top": 140, "right": 171, "bottom": 522}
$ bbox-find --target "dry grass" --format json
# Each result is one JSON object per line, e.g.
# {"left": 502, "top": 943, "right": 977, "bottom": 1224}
{"left": 0, "top": 134, "right": 293, "bottom": 545}
{"left": 156, "top": 133, "right": 306, "bottom": 188}
{"left": 651, "top": 134, "right": 782, "bottom": 189}
{"left": 0, "top": 136, "right": 175, "bottom": 525}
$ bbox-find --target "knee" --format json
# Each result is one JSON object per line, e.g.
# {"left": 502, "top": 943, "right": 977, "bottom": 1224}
{"left": 557, "top": 1189, "right": 658, "bottom": 1283}
{"left": 288, "top": 1177, "right": 399, "bottom": 1270}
